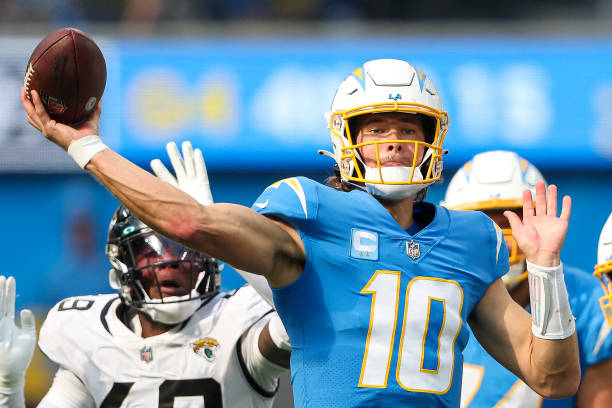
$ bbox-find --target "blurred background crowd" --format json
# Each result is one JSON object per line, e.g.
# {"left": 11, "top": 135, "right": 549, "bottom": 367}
{"left": 2, "top": 0, "right": 612, "bottom": 23}
{"left": 1, "top": 1, "right": 612, "bottom": 406}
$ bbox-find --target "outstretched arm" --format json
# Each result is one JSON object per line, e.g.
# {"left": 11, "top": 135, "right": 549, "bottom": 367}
{"left": 0, "top": 276, "right": 36, "bottom": 408}
{"left": 151, "top": 141, "right": 276, "bottom": 303}
{"left": 470, "top": 181, "right": 580, "bottom": 399}
{"left": 21, "top": 89, "right": 304, "bottom": 286}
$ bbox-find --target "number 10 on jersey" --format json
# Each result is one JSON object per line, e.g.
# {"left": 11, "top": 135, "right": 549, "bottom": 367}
{"left": 359, "top": 272, "right": 464, "bottom": 394}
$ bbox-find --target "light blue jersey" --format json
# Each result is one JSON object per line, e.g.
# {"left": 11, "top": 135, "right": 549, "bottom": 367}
{"left": 461, "top": 265, "right": 612, "bottom": 408}
{"left": 252, "top": 177, "right": 509, "bottom": 408}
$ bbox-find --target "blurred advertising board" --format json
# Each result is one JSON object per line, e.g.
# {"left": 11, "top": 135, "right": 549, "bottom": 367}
{"left": 2, "top": 35, "right": 612, "bottom": 172}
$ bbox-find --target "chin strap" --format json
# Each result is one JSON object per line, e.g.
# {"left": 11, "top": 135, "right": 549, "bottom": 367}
{"left": 527, "top": 261, "right": 576, "bottom": 340}
{"left": 363, "top": 165, "right": 429, "bottom": 200}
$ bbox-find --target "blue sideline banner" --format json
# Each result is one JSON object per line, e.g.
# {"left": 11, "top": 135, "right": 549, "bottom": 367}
{"left": 116, "top": 37, "right": 612, "bottom": 171}
{"left": 2, "top": 36, "right": 612, "bottom": 172}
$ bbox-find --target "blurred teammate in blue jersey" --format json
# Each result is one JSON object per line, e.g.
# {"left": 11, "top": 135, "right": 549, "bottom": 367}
{"left": 22, "top": 58, "right": 581, "bottom": 407}
{"left": 443, "top": 151, "right": 612, "bottom": 408}
{"left": 594, "top": 212, "right": 612, "bottom": 330}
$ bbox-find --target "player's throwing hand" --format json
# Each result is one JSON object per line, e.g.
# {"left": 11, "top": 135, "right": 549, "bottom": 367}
{"left": 20, "top": 87, "right": 101, "bottom": 151}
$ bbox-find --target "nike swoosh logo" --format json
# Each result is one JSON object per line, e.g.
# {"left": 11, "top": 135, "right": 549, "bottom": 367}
{"left": 253, "top": 200, "right": 269, "bottom": 209}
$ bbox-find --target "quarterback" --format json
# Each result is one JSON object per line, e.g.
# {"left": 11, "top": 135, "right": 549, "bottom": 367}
{"left": 443, "top": 151, "right": 612, "bottom": 408}
{"left": 21, "top": 58, "right": 580, "bottom": 407}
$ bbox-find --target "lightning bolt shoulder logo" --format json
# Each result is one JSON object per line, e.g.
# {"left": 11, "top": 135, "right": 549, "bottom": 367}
{"left": 593, "top": 320, "right": 611, "bottom": 356}
{"left": 253, "top": 200, "right": 268, "bottom": 209}
{"left": 257, "top": 178, "right": 308, "bottom": 218}
{"left": 493, "top": 222, "right": 503, "bottom": 263}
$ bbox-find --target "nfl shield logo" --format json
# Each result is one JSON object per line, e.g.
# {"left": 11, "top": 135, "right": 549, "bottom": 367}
{"left": 140, "top": 346, "right": 153, "bottom": 363}
{"left": 406, "top": 240, "right": 420, "bottom": 260}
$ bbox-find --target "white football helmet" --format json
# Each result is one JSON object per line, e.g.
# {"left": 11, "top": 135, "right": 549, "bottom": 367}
{"left": 325, "top": 59, "right": 449, "bottom": 200}
{"left": 442, "top": 150, "right": 546, "bottom": 288}
{"left": 594, "top": 211, "right": 612, "bottom": 327}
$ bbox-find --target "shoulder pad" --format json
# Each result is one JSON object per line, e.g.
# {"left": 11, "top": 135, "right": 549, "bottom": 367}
{"left": 39, "top": 295, "right": 117, "bottom": 374}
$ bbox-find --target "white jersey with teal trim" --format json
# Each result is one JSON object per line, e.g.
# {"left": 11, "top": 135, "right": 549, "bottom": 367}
{"left": 251, "top": 177, "right": 509, "bottom": 408}
{"left": 461, "top": 265, "right": 612, "bottom": 408}
{"left": 38, "top": 286, "right": 276, "bottom": 408}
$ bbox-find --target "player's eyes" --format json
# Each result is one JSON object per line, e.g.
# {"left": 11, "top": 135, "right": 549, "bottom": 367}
{"left": 137, "top": 251, "right": 160, "bottom": 263}
{"left": 364, "top": 127, "right": 386, "bottom": 136}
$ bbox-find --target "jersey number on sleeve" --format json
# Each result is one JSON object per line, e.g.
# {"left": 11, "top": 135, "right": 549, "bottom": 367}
{"left": 100, "top": 378, "right": 222, "bottom": 407}
{"left": 359, "top": 272, "right": 463, "bottom": 394}
{"left": 57, "top": 298, "right": 95, "bottom": 311}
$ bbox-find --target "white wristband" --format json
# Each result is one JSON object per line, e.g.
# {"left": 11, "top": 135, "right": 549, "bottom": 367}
{"left": 527, "top": 261, "right": 576, "bottom": 340}
{"left": 67, "top": 135, "right": 108, "bottom": 169}
{"left": 268, "top": 313, "right": 291, "bottom": 351}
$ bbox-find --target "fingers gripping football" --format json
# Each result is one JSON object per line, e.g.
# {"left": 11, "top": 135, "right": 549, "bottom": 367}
{"left": 151, "top": 141, "right": 214, "bottom": 206}
{"left": 21, "top": 87, "right": 101, "bottom": 151}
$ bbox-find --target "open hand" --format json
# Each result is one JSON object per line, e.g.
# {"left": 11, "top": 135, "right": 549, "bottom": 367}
{"left": 20, "top": 87, "right": 101, "bottom": 151}
{"left": 504, "top": 180, "right": 571, "bottom": 267}
{"left": 0, "top": 276, "right": 36, "bottom": 386}
{"left": 150, "top": 141, "right": 214, "bottom": 205}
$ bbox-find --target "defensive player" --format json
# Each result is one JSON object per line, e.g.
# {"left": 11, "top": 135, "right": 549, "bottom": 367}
{"left": 21, "top": 58, "right": 580, "bottom": 407}
{"left": 0, "top": 205, "right": 291, "bottom": 407}
{"left": 442, "top": 150, "right": 612, "bottom": 407}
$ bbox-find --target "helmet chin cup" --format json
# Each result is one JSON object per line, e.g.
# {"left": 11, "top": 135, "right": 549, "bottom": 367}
{"left": 138, "top": 292, "right": 203, "bottom": 325}
{"left": 364, "top": 166, "right": 429, "bottom": 200}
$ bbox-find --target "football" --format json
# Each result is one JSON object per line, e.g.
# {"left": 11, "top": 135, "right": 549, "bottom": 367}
{"left": 24, "top": 27, "right": 106, "bottom": 125}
